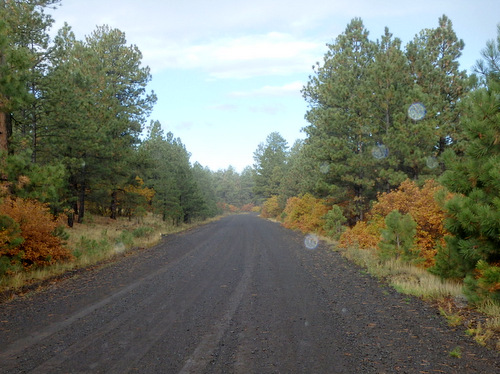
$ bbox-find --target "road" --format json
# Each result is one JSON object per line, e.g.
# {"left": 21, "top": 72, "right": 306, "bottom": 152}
{"left": 0, "top": 214, "right": 498, "bottom": 373}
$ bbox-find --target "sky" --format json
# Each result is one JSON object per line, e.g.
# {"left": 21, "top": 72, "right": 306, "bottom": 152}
{"left": 49, "top": 0, "right": 500, "bottom": 172}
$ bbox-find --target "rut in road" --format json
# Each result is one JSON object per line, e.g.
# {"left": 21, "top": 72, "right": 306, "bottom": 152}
{"left": 0, "top": 214, "right": 498, "bottom": 373}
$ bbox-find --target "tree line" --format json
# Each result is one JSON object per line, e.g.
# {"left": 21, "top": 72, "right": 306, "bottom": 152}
{"left": 252, "top": 17, "right": 500, "bottom": 305}
{"left": 0, "top": 0, "right": 257, "bottom": 231}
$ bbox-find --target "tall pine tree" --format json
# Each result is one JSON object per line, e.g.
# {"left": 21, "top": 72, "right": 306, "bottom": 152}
{"left": 437, "top": 25, "right": 500, "bottom": 297}
{"left": 302, "top": 18, "right": 377, "bottom": 221}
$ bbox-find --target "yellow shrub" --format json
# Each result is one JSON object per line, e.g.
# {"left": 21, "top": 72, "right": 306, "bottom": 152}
{"left": 282, "top": 193, "right": 329, "bottom": 233}
{"left": 261, "top": 195, "right": 281, "bottom": 219}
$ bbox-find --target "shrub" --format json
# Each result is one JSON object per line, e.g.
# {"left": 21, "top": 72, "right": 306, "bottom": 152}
{"left": 73, "top": 236, "right": 111, "bottom": 259}
{"left": 378, "top": 210, "right": 418, "bottom": 263}
{"left": 132, "top": 226, "right": 155, "bottom": 238}
{"left": 241, "top": 203, "right": 256, "bottom": 212}
{"left": 0, "top": 197, "right": 72, "bottom": 268}
{"left": 282, "top": 194, "right": 329, "bottom": 233}
{"left": 0, "top": 214, "right": 24, "bottom": 255}
{"left": 464, "top": 261, "right": 500, "bottom": 305}
{"left": 261, "top": 195, "right": 282, "bottom": 219}
{"left": 323, "top": 205, "right": 347, "bottom": 240}
{"left": 370, "top": 179, "right": 449, "bottom": 267}
{"left": 338, "top": 218, "right": 384, "bottom": 249}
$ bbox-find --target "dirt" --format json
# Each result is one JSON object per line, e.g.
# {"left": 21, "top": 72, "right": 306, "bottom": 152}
{"left": 0, "top": 214, "right": 498, "bottom": 373}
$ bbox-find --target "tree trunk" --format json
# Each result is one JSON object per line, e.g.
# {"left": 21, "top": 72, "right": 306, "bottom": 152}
{"left": 110, "top": 190, "right": 117, "bottom": 219}
{"left": 78, "top": 181, "right": 85, "bottom": 223}
{"left": 0, "top": 111, "right": 11, "bottom": 154}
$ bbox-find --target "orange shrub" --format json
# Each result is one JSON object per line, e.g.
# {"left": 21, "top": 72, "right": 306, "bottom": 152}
{"left": 370, "top": 179, "right": 450, "bottom": 267}
{"left": 0, "top": 197, "right": 72, "bottom": 268}
{"left": 241, "top": 203, "right": 256, "bottom": 212}
{"left": 282, "top": 193, "right": 329, "bottom": 233}
{"left": 338, "top": 217, "right": 384, "bottom": 249}
{"left": 261, "top": 195, "right": 282, "bottom": 219}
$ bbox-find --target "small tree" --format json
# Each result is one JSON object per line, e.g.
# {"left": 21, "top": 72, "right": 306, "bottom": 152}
{"left": 323, "top": 205, "right": 347, "bottom": 240}
{"left": 378, "top": 210, "right": 417, "bottom": 262}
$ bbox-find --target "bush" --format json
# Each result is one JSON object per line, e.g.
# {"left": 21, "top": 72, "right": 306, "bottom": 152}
{"left": 0, "top": 214, "right": 24, "bottom": 255}
{"left": 73, "top": 236, "right": 111, "bottom": 259}
{"left": 132, "top": 226, "right": 155, "bottom": 238}
{"left": 282, "top": 193, "right": 329, "bottom": 233}
{"left": 323, "top": 205, "right": 347, "bottom": 240}
{"left": 241, "top": 203, "right": 256, "bottom": 212}
{"left": 0, "top": 197, "right": 72, "bottom": 268}
{"left": 261, "top": 195, "right": 282, "bottom": 219}
{"left": 378, "top": 210, "right": 418, "bottom": 263}
{"left": 338, "top": 218, "right": 383, "bottom": 249}
{"left": 464, "top": 261, "right": 500, "bottom": 305}
{"left": 370, "top": 179, "right": 449, "bottom": 267}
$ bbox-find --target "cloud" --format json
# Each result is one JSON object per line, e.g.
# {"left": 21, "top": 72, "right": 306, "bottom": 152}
{"left": 230, "top": 81, "right": 304, "bottom": 97}
{"left": 53, "top": 0, "right": 482, "bottom": 79}
{"left": 137, "top": 32, "right": 323, "bottom": 78}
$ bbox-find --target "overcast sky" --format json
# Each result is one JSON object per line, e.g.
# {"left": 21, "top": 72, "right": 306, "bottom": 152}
{"left": 50, "top": 0, "right": 499, "bottom": 172}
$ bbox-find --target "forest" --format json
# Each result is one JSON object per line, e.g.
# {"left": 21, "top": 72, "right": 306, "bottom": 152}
{"left": 1, "top": 1, "right": 500, "bottom": 314}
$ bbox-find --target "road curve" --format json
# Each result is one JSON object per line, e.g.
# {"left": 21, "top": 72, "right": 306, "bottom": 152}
{"left": 0, "top": 214, "right": 498, "bottom": 373}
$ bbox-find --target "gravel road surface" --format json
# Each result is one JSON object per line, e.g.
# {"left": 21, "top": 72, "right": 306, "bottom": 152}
{"left": 0, "top": 214, "right": 498, "bottom": 373}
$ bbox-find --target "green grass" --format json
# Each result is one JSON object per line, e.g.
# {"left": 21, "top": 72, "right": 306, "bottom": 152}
{"left": 449, "top": 346, "right": 462, "bottom": 358}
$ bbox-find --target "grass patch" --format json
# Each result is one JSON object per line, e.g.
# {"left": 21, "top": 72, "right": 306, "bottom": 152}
{"left": 449, "top": 346, "right": 462, "bottom": 358}
{"left": 335, "top": 245, "right": 463, "bottom": 300}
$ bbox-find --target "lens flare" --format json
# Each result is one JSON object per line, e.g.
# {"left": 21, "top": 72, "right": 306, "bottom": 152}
{"left": 371, "top": 144, "right": 389, "bottom": 159}
{"left": 426, "top": 156, "right": 439, "bottom": 169}
{"left": 319, "top": 162, "right": 330, "bottom": 174}
{"left": 408, "top": 102, "right": 426, "bottom": 121}
{"left": 304, "top": 233, "right": 319, "bottom": 250}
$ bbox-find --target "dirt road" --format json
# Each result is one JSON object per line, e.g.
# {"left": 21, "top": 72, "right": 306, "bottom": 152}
{"left": 0, "top": 214, "right": 498, "bottom": 373}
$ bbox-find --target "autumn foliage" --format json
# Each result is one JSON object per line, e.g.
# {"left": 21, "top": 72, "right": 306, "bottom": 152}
{"left": 282, "top": 193, "right": 329, "bottom": 233}
{"left": 338, "top": 179, "right": 450, "bottom": 267}
{"left": 370, "top": 179, "right": 449, "bottom": 267}
{"left": 0, "top": 197, "right": 72, "bottom": 269}
{"left": 261, "top": 195, "right": 282, "bottom": 219}
{"left": 338, "top": 218, "right": 385, "bottom": 250}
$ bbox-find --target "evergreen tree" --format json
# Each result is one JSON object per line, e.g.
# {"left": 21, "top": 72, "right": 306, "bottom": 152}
{"left": 302, "top": 18, "right": 377, "bottom": 221}
{"left": 43, "top": 24, "right": 155, "bottom": 222}
{"left": 7, "top": 0, "right": 60, "bottom": 162}
{"left": 253, "top": 131, "right": 288, "bottom": 200}
{"left": 279, "top": 140, "right": 318, "bottom": 201}
{"left": 191, "top": 162, "right": 219, "bottom": 218}
{"left": 405, "top": 15, "right": 469, "bottom": 168}
{"left": 141, "top": 121, "right": 205, "bottom": 224}
{"left": 379, "top": 210, "right": 418, "bottom": 262}
{"left": 438, "top": 26, "right": 500, "bottom": 285}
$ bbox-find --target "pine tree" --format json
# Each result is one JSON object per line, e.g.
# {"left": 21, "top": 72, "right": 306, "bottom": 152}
{"left": 378, "top": 210, "right": 417, "bottom": 262}
{"left": 253, "top": 132, "right": 288, "bottom": 200}
{"left": 437, "top": 25, "right": 500, "bottom": 291}
{"left": 302, "top": 18, "right": 377, "bottom": 221}
{"left": 405, "top": 15, "right": 469, "bottom": 170}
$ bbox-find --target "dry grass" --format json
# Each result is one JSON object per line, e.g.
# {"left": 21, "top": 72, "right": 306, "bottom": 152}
{"left": 335, "top": 245, "right": 463, "bottom": 300}
{"left": 0, "top": 213, "right": 222, "bottom": 294}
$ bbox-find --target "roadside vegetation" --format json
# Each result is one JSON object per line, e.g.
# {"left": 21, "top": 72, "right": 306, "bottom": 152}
{"left": 1, "top": 0, "right": 499, "bottom": 353}
{"left": 252, "top": 20, "right": 500, "bottom": 350}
